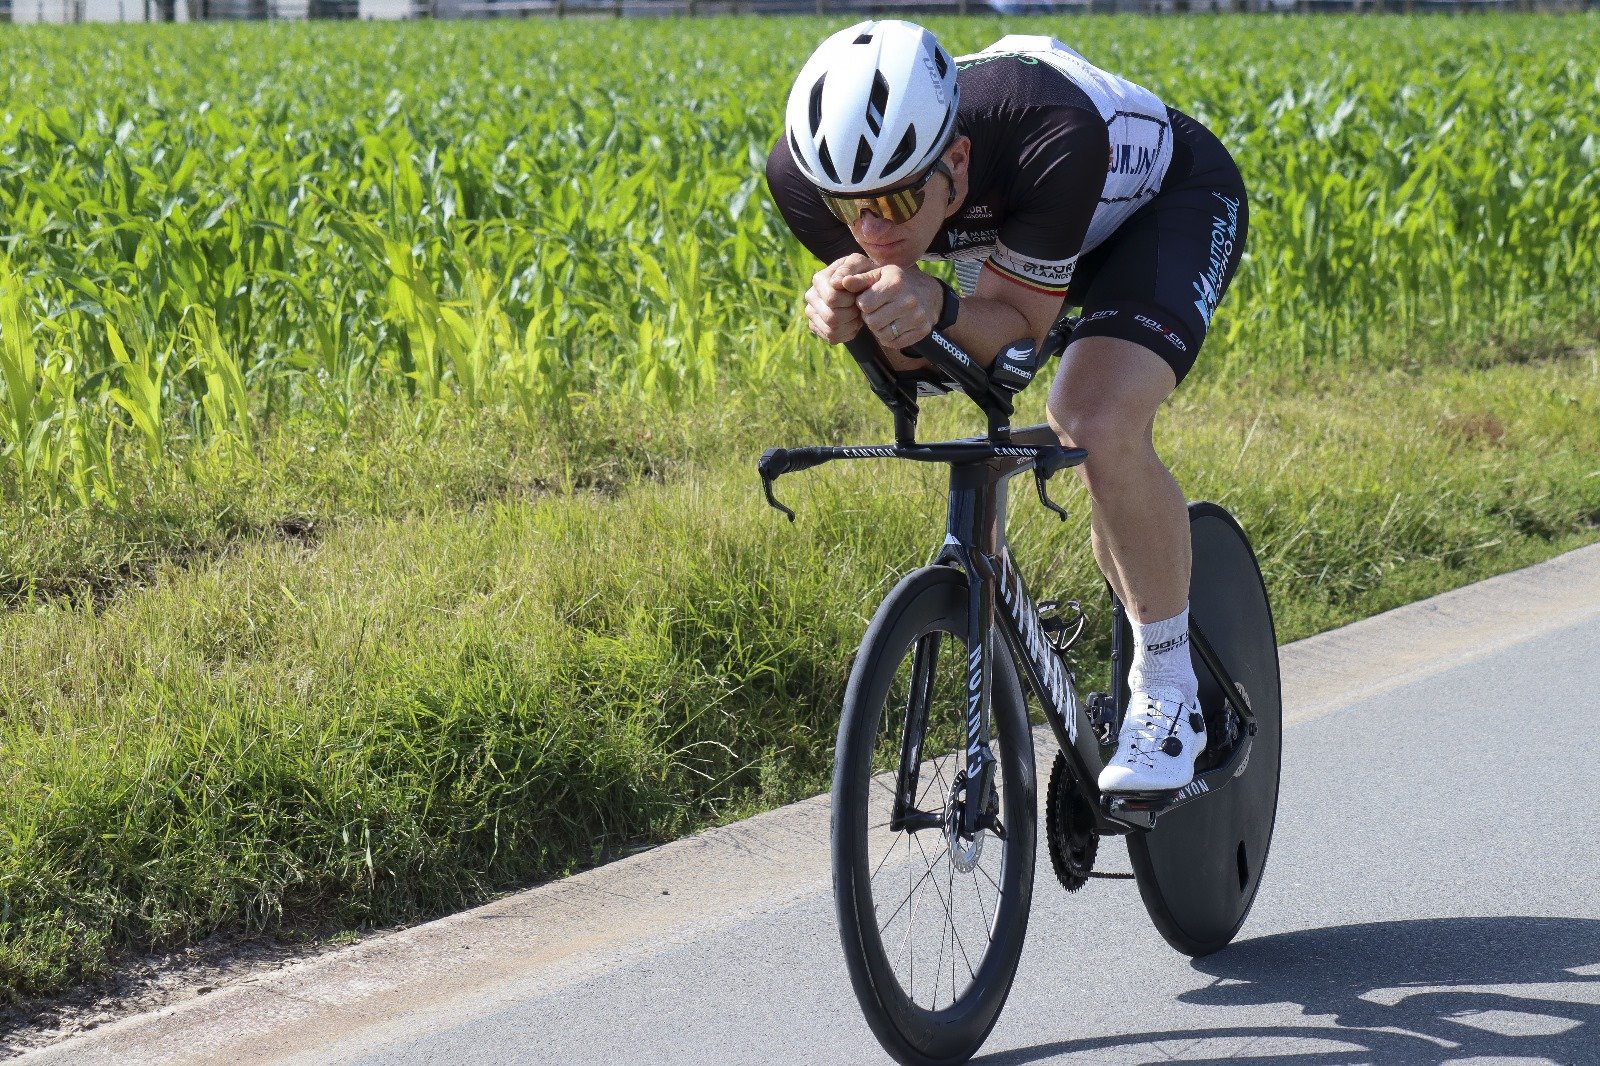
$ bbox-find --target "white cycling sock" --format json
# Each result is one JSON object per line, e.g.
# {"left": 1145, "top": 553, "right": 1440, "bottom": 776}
{"left": 1128, "top": 605, "right": 1198, "bottom": 705}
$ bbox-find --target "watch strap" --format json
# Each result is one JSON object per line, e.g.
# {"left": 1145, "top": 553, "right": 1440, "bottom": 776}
{"left": 933, "top": 279, "right": 961, "bottom": 333}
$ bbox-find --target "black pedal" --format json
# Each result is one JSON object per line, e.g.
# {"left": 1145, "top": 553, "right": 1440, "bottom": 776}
{"left": 1100, "top": 789, "right": 1181, "bottom": 830}
{"left": 1036, "top": 599, "right": 1086, "bottom": 653}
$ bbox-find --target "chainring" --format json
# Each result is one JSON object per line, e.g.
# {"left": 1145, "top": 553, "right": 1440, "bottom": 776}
{"left": 1045, "top": 750, "right": 1099, "bottom": 893}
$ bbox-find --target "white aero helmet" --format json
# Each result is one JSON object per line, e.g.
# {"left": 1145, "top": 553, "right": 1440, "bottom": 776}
{"left": 784, "top": 20, "right": 960, "bottom": 196}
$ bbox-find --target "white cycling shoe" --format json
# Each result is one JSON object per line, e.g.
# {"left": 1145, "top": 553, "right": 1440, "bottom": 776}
{"left": 1098, "top": 687, "right": 1206, "bottom": 793}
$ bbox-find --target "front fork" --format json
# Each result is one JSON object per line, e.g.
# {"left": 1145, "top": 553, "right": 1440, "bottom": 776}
{"left": 889, "top": 550, "right": 998, "bottom": 839}
{"left": 961, "top": 549, "right": 999, "bottom": 838}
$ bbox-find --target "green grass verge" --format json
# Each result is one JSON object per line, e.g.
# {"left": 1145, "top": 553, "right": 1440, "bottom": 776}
{"left": 3, "top": 346, "right": 1598, "bottom": 1000}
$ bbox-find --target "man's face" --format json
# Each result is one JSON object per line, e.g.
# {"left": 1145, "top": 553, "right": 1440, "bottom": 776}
{"left": 847, "top": 136, "right": 971, "bottom": 269}
{"left": 849, "top": 171, "right": 953, "bottom": 268}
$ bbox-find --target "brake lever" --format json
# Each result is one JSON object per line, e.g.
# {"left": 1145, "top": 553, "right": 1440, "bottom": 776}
{"left": 1032, "top": 445, "right": 1086, "bottom": 522}
{"left": 1034, "top": 468, "right": 1069, "bottom": 522}
{"left": 759, "top": 448, "right": 798, "bottom": 521}
{"left": 763, "top": 476, "right": 796, "bottom": 522}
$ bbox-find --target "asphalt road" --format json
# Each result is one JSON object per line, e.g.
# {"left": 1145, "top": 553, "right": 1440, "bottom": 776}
{"left": 345, "top": 613, "right": 1600, "bottom": 1065}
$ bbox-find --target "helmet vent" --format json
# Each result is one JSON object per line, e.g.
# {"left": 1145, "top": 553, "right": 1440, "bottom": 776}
{"left": 808, "top": 76, "right": 825, "bottom": 135}
{"left": 853, "top": 31, "right": 873, "bottom": 45}
{"left": 852, "top": 135, "right": 874, "bottom": 185}
{"left": 883, "top": 126, "right": 917, "bottom": 177}
{"left": 930, "top": 108, "right": 955, "bottom": 159}
{"left": 934, "top": 48, "right": 949, "bottom": 78}
{"left": 817, "top": 139, "right": 841, "bottom": 184}
{"left": 865, "top": 73, "right": 889, "bottom": 137}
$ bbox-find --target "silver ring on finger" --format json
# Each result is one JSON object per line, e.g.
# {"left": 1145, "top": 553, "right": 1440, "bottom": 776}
{"left": 889, "top": 320, "right": 901, "bottom": 339}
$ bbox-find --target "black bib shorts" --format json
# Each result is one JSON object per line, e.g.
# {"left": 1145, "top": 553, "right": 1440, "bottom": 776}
{"left": 1062, "top": 108, "right": 1249, "bottom": 384}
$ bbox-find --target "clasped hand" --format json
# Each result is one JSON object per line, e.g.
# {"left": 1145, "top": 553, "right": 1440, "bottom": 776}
{"left": 804, "top": 254, "right": 943, "bottom": 365}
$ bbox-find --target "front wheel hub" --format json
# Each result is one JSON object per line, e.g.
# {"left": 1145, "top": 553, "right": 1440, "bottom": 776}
{"left": 944, "top": 770, "right": 985, "bottom": 873}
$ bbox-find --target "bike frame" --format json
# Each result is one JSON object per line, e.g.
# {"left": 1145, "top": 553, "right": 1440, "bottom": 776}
{"left": 758, "top": 327, "right": 1259, "bottom": 840}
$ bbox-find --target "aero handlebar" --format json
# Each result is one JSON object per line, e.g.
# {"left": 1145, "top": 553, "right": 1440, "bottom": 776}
{"left": 841, "top": 314, "right": 1077, "bottom": 445}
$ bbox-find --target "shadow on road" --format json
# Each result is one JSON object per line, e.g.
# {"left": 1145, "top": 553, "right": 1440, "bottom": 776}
{"left": 983, "top": 916, "right": 1600, "bottom": 1064}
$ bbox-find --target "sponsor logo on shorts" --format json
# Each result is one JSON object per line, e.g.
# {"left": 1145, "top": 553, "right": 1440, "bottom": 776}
{"left": 1135, "top": 314, "right": 1188, "bottom": 353}
{"left": 1084, "top": 309, "right": 1119, "bottom": 323}
{"left": 1192, "top": 192, "right": 1241, "bottom": 329}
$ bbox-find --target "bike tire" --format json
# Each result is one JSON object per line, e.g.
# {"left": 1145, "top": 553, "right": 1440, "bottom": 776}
{"left": 832, "top": 565, "right": 1036, "bottom": 1066}
{"left": 1125, "top": 501, "right": 1283, "bottom": 957}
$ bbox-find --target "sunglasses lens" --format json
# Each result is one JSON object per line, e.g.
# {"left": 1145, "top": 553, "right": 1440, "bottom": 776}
{"left": 822, "top": 194, "right": 864, "bottom": 225}
{"left": 879, "top": 187, "right": 923, "bottom": 224}
{"left": 822, "top": 183, "right": 926, "bottom": 227}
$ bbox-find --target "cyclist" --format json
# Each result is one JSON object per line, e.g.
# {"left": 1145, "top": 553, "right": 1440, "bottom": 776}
{"left": 766, "top": 21, "right": 1248, "bottom": 793}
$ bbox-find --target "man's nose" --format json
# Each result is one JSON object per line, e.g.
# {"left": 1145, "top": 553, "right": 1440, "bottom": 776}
{"left": 856, "top": 212, "right": 893, "bottom": 241}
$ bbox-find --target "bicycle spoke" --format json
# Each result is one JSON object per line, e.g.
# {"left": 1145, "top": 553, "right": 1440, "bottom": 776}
{"left": 868, "top": 827, "right": 904, "bottom": 883}
{"left": 932, "top": 862, "right": 948, "bottom": 1008}
{"left": 905, "top": 839, "right": 917, "bottom": 998}
{"left": 968, "top": 867, "right": 993, "bottom": 941}
{"left": 946, "top": 849, "right": 959, "bottom": 1005}
{"left": 877, "top": 836, "right": 944, "bottom": 934}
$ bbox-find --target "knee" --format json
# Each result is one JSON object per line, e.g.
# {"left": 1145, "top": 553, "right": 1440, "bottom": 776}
{"left": 1047, "top": 399, "right": 1148, "bottom": 462}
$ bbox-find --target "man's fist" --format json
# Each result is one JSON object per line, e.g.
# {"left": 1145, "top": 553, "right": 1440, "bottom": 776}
{"left": 803, "top": 254, "right": 876, "bottom": 345}
{"left": 835, "top": 263, "right": 942, "bottom": 353}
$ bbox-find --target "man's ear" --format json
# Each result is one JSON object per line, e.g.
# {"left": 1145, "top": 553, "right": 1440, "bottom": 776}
{"left": 948, "top": 135, "right": 973, "bottom": 178}
{"left": 946, "top": 135, "right": 973, "bottom": 204}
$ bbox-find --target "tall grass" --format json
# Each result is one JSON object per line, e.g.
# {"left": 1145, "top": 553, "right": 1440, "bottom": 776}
{"left": 3, "top": 356, "right": 1598, "bottom": 1001}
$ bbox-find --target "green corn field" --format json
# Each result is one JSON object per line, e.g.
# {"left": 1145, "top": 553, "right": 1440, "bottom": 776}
{"left": 0, "top": 17, "right": 1596, "bottom": 509}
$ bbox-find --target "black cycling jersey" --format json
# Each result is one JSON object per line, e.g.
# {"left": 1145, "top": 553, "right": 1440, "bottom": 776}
{"left": 768, "top": 35, "right": 1174, "bottom": 295}
{"left": 765, "top": 34, "right": 1248, "bottom": 382}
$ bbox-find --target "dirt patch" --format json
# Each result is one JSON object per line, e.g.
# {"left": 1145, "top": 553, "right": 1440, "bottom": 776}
{"left": 0, "top": 930, "right": 358, "bottom": 1058}
{"left": 1437, "top": 411, "right": 1507, "bottom": 447}
{"left": 271, "top": 515, "right": 319, "bottom": 546}
{"left": 1, "top": 515, "right": 325, "bottom": 615}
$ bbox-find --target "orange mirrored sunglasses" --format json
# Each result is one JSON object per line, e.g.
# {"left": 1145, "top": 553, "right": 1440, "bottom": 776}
{"left": 822, "top": 160, "right": 953, "bottom": 226}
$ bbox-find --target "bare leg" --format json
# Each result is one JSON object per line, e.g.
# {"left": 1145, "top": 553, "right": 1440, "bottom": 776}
{"left": 1046, "top": 336, "right": 1188, "bottom": 624}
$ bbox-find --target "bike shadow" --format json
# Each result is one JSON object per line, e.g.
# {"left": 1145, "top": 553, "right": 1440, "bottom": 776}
{"left": 981, "top": 916, "right": 1600, "bottom": 1064}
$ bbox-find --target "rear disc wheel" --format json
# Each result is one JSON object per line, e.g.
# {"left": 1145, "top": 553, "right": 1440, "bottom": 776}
{"left": 1125, "top": 502, "right": 1283, "bottom": 957}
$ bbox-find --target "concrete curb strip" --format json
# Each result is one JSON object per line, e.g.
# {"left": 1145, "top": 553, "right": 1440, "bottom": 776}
{"left": 17, "top": 542, "right": 1600, "bottom": 1065}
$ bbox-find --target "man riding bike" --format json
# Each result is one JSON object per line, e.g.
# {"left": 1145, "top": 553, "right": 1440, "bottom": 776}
{"left": 765, "top": 21, "right": 1249, "bottom": 793}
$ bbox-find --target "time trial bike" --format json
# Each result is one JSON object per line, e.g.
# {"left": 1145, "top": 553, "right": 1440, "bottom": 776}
{"left": 758, "top": 318, "right": 1281, "bottom": 1065}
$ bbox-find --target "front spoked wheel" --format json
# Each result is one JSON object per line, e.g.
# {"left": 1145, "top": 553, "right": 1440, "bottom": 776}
{"left": 832, "top": 566, "right": 1036, "bottom": 1066}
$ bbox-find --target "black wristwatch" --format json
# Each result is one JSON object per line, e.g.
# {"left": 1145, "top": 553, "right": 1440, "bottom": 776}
{"left": 933, "top": 280, "right": 961, "bottom": 333}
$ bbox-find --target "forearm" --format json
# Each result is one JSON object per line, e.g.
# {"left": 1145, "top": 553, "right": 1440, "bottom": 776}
{"left": 939, "top": 289, "right": 1037, "bottom": 369}
{"left": 878, "top": 271, "right": 1038, "bottom": 372}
